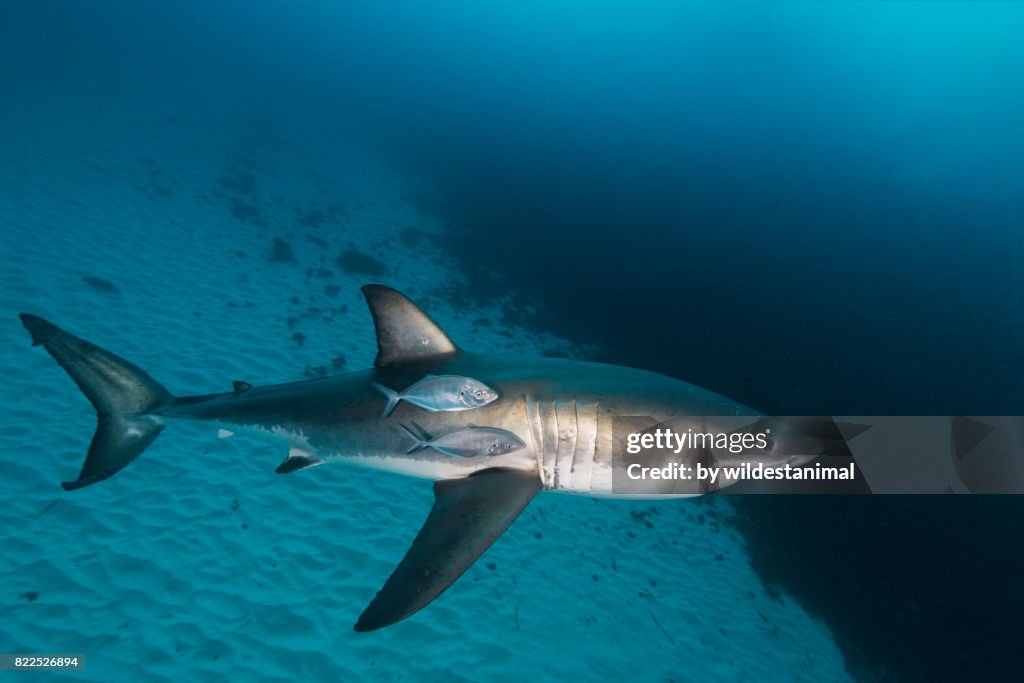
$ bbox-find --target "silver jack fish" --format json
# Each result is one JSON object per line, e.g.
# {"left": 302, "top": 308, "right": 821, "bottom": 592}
{"left": 19, "top": 284, "right": 852, "bottom": 632}
{"left": 371, "top": 374, "right": 499, "bottom": 417}
{"left": 399, "top": 423, "right": 525, "bottom": 457}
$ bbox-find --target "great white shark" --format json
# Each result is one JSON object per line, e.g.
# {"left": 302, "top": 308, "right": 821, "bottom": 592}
{"left": 19, "top": 284, "right": 851, "bottom": 631}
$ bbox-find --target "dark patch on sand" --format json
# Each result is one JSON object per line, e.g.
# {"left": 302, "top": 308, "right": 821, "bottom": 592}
{"left": 219, "top": 171, "right": 256, "bottom": 197}
{"left": 136, "top": 156, "right": 175, "bottom": 196}
{"left": 336, "top": 248, "right": 387, "bottom": 277}
{"left": 298, "top": 210, "right": 327, "bottom": 227}
{"left": 269, "top": 237, "right": 296, "bottom": 263}
{"left": 305, "top": 233, "right": 329, "bottom": 249}
{"left": 231, "top": 200, "right": 267, "bottom": 226}
{"left": 295, "top": 201, "right": 348, "bottom": 228}
{"left": 81, "top": 275, "right": 120, "bottom": 294}
{"left": 304, "top": 365, "right": 327, "bottom": 378}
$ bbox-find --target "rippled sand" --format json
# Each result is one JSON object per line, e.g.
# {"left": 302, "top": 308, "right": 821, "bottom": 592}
{"left": 0, "top": 124, "right": 851, "bottom": 682}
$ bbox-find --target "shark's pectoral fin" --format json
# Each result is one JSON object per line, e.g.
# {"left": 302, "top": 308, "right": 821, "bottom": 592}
{"left": 354, "top": 467, "right": 541, "bottom": 632}
{"left": 361, "top": 285, "right": 459, "bottom": 366}
{"left": 275, "top": 448, "right": 324, "bottom": 474}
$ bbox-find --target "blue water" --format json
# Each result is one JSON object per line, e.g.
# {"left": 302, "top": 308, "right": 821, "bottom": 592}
{"left": 2, "top": 2, "right": 1023, "bottom": 681}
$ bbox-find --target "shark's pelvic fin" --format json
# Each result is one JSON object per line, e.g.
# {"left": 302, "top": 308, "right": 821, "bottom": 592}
{"left": 19, "top": 314, "right": 173, "bottom": 490}
{"left": 275, "top": 447, "right": 325, "bottom": 474}
{"left": 361, "top": 284, "right": 459, "bottom": 367}
{"left": 354, "top": 467, "right": 541, "bottom": 632}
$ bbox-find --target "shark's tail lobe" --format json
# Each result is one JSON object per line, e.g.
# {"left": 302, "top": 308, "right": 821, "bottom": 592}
{"left": 19, "top": 314, "right": 173, "bottom": 490}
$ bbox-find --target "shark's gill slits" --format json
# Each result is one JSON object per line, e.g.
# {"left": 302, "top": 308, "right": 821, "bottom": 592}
{"left": 527, "top": 397, "right": 602, "bottom": 494}
{"left": 572, "top": 400, "right": 599, "bottom": 494}
{"left": 538, "top": 398, "right": 559, "bottom": 488}
{"left": 554, "top": 399, "right": 578, "bottom": 490}
{"left": 523, "top": 394, "right": 546, "bottom": 482}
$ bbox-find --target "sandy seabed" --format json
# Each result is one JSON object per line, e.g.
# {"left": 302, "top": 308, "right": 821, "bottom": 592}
{"left": 0, "top": 117, "right": 852, "bottom": 682}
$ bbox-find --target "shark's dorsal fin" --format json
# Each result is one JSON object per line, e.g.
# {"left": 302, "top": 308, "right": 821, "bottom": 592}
{"left": 362, "top": 285, "right": 459, "bottom": 367}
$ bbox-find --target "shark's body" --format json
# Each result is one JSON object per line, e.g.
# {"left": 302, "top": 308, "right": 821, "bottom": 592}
{"left": 166, "top": 350, "right": 760, "bottom": 494}
{"left": 20, "top": 285, "right": 840, "bottom": 631}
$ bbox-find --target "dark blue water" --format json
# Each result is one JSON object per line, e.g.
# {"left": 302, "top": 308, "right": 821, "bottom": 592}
{"left": 3, "top": 2, "right": 1023, "bottom": 681}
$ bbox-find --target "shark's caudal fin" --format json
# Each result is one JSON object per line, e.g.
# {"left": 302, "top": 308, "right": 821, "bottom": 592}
{"left": 355, "top": 467, "right": 541, "bottom": 632}
{"left": 19, "top": 314, "right": 173, "bottom": 490}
